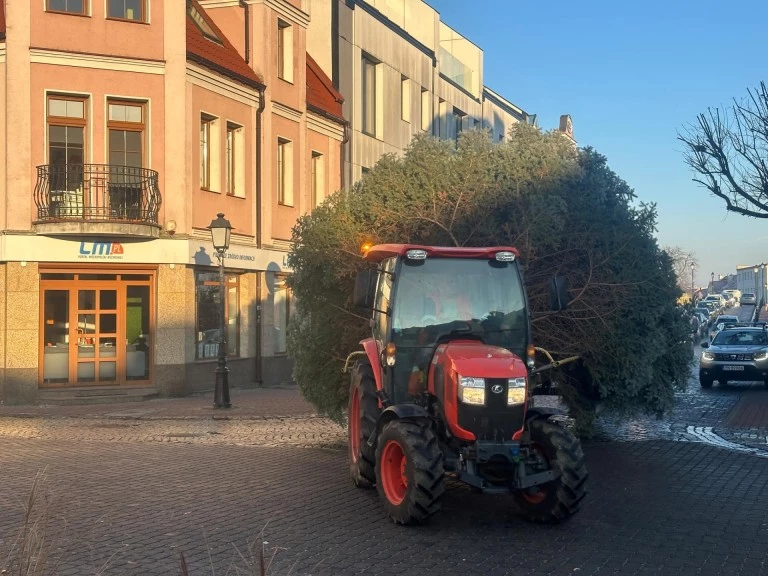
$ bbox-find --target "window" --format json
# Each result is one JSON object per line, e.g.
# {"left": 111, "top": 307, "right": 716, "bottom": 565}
{"left": 311, "top": 151, "right": 325, "bottom": 207}
{"left": 47, "top": 95, "right": 87, "bottom": 193}
{"left": 108, "top": 100, "right": 145, "bottom": 219}
{"left": 437, "top": 99, "right": 447, "bottom": 138}
{"left": 47, "top": 0, "right": 85, "bottom": 14}
{"left": 420, "top": 88, "right": 430, "bottom": 132}
{"left": 401, "top": 77, "right": 411, "bottom": 123}
{"left": 272, "top": 274, "right": 291, "bottom": 355}
{"left": 196, "top": 271, "right": 240, "bottom": 359}
{"left": 454, "top": 108, "right": 466, "bottom": 139}
{"left": 108, "top": 0, "right": 144, "bottom": 22}
{"left": 362, "top": 56, "right": 377, "bottom": 136}
{"left": 277, "top": 138, "right": 294, "bottom": 206}
{"left": 200, "top": 115, "right": 213, "bottom": 190}
{"left": 226, "top": 124, "right": 236, "bottom": 196}
{"left": 277, "top": 20, "right": 294, "bottom": 83}
{"left": 187, "top": 0, "right": 222, "bottom": 43}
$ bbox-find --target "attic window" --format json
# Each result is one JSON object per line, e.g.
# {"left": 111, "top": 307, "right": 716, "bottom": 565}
{"left": 187, "top": 0, "right": 223, "bottom": 45}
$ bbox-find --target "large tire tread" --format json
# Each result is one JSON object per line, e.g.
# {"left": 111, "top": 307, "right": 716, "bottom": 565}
{"left": 376, "top": 420, "right": 444, "bottom": 525}
{"left": 348, "top": 360, "right": 379, "bottom": 488}
{"left": 516, "top": 419, "right": 588, "bottom": 523}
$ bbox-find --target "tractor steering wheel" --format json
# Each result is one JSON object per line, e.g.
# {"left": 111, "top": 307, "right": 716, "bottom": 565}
{"left": 420, "top": 314, "right": 437, "bottom": 326}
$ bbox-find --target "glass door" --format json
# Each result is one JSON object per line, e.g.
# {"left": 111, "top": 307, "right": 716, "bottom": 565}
{"left": 74, "top": 287, "right": 119, "bottom": 385}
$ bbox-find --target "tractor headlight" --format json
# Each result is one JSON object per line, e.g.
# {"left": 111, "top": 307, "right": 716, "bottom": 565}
{"left": 458, "top": 376, "right": 485, "bottom": 405}
{"left": 507, "top": 377, "right": 527, "bottom": 405}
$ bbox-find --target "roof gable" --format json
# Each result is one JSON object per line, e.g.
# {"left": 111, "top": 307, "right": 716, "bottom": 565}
{"left": 186, "top": 0, "right": 263, "bottom": 90}
{"left": 306, "top": 53, "right": 344, "bottom": 123}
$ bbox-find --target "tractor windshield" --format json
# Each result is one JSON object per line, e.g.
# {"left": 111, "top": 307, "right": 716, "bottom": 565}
{"left": 391, "top": 256, "right": 528, "bottom": 355}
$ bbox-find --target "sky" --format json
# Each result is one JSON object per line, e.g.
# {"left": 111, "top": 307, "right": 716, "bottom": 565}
{"left": 428, "top": 0, "right": 768, "bottom": 286}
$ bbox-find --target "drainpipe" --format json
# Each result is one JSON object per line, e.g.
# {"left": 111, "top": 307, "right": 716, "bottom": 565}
{"left": 239, "top": 0, "right": 250, "bottom": 64}
{"left": 254, "top": 85, "right": 266, "bottom": 384}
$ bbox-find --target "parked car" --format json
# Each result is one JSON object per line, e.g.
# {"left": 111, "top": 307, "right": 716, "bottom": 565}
{"left": 740, "top": 293, "right": 757, "bottom": 305}
{"left": 700, "top": 326, "right": 768, "bottom": 388}
{"left": 709, "top": 314, "right": 740, "bottom": 341}
{"left": 694, "top": 306, "right": 712, "bottom": 325}
{"left": 723, "top": 289, "right": 742, "bottom": 301}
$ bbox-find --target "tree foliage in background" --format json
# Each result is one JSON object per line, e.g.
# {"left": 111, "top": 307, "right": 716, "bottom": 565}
{"left": 287, "top": 127, "right": 692, "bottom": 431}
{"left": 679, "top": 81, "right": 768, "bottom": 218}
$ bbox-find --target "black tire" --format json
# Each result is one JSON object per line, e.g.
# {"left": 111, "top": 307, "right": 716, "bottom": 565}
{"left": 348, "top": 360, "right": 379, "bottom": 488}
{"left": 515, "top": 418, "right": 587, "bottom": 523}
{"left": 375, "top": 420, "right": 444, "bottom": 525}
{"left": 700, "top": 375, "right": 714, "bottom": 389}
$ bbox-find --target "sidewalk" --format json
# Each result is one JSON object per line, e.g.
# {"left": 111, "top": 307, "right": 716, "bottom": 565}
{"left": 0, "top": 385, "right": 318, "bottom": 420}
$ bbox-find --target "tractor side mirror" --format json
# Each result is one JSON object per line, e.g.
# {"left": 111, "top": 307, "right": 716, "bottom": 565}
{"left": 549, "top": 275, "right": 570, "bottom": 312}
{"left": 353, "top": 269, "right": 378, "bottom": 308}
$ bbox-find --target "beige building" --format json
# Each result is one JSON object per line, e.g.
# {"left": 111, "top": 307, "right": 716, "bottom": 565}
{"left": 0, "top": 0, "right": 345, "bottom": 404}
{"left": 305, "top": 0, "right": 536, "bottom": 187}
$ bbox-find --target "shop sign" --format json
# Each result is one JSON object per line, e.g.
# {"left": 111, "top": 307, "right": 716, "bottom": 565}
{"left": 77, "top": 241, "right": 125, "bottom": 260}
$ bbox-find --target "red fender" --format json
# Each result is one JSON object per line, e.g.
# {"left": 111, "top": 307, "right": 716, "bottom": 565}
{"left": 360, "top": 338, "right": 383, "bottom": 393}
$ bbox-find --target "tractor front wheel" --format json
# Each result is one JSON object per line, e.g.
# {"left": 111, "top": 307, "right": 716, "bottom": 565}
{"left": 515, "top": 418, "right": 588, "bottom": 523}
{"left": 348, "top": 360, "right": 379, "bottom": 488}
{"left": 375, "top": 420, "right": 444, "bottom": 525}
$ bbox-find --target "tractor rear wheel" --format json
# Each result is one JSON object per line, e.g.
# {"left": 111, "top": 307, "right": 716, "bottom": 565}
{"left": 515, "top": 418, "right": 587, "bottom": 523}
{"left": 348, "top": 360, "right": 379, "bottom": 488}
{"left": 375, "top": 420, "right": 444, "bottom": 525}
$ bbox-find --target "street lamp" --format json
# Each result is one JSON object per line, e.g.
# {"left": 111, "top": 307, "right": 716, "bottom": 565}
{"left": 755, "top": 266, "right": 760, "bottom": 305}
{"left": 207, "top": 212, "right": 233, "bottom": 409}
{"left": 690, "top": 262, "right": 695, "bottom": 304}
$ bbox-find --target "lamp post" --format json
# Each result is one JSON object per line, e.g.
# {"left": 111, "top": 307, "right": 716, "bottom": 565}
{"left": 690, "top": 262, "right": 695, "bottom": 304}
{"left": 208, "top": 212, "right": 233, "bottom": 409}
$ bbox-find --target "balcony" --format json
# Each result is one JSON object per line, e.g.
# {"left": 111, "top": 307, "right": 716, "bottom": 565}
{"left": 34, "top": 164, "right": 162, "bottom": 238}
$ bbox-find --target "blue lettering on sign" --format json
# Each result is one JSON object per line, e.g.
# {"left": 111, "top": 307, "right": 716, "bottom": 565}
{"left": 78, "top": 242, "right": 125, "bottom": 258}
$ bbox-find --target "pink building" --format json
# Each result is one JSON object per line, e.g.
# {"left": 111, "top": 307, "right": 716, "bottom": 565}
{"left": 0, "top": 0, "right": 345, "bottom": 404}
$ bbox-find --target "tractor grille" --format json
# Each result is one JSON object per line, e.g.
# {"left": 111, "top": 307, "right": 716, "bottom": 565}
{"left": 457, "top": 378, "right": 525, "bottom": 442}
{"left": 714, "top": 353, "right": 753, "bottom": 361}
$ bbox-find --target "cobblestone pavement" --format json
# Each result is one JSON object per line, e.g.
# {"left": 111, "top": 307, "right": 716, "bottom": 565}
{"left": 2, "top": 437, "right": 768, "bottom": 576}
{"left": 3, "top": 305, "right": 768, "bottom": 574}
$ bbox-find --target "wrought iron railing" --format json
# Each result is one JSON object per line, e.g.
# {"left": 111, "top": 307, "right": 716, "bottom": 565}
{"left": 34, "top": 164, "right": 161, "bottom": 224}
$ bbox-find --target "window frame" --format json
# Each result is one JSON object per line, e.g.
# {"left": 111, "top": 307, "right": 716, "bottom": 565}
{"left": 194, "top": 270, "right": 241, "bottom": 360}
{"left": 277, "top": 19, "right": 294, "bottom": 83}
{"left": 273, "top": 273, "right": 292, "bottom": 356}
{"left": 106, "top": 0, "right": 147, "bottom": 23}
{"left": 420, "top": 88, "right": 430, "bottom": 132}
{"left": 106, "top": 99, "right": 146, "bottom": 168}
{"left": 362, "top": 56, "right": 377, "bottom": 137}
{"left": 311, "top": 151, "right": 325, "bottom": 208}
{"left": 225, "top": 123, "right": 236, "bottom": 196}
{"left": 46, "top": 0, "right": 88, "bottom": 16}
{"left": 200, "top": 115, "right": 213, "bottom": 190}
{"left": 401, "top": 76, "right": 411, "bottom": 123}
{"left": 47, "top": 94, "right": 88, "bottom": 165}
{"left": 277, "top": 137, "right": 294, "bottom": 207}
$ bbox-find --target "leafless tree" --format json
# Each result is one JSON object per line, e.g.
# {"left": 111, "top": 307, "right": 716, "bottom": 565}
{"left": 679, "top": 81, "right": 768, "bottom": 218}
{"left": 663, "top": 246, "right": 698, "bottom": 291}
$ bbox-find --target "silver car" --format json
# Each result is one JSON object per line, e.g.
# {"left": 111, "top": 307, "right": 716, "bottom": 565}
{"left": 699, "top": 327, "right": 768, "bottom": 388}
{"left": 740, "top": 293, "right": 757, "bottom": 305}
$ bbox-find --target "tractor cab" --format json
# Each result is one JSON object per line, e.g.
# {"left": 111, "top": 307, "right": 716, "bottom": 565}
{"left": 355, "top": 245, "right": 532, "bottom": 406}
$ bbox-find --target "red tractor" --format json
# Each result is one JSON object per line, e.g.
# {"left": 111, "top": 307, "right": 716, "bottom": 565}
{"left": 346, "top": 244, "right": 587, "bottom": 524}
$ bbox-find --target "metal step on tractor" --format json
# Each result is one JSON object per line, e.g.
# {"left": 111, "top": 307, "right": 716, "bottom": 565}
{"left": 345, "top": 243, "right": 588, "bottom": 525}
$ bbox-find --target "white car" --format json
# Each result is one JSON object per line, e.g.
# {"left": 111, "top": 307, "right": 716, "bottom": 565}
{"left": 740, "top": 293, "right": 757, "bottom": 305}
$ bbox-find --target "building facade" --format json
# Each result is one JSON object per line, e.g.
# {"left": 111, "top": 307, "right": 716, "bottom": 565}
{"left": 305, "top": 0, "right": 536, "bottom": 187}
{"left": 0, "top": 0, "right": 345, "bottom": 404}
{"left": 736, "top": 264, "right": 767, "bottom": 303}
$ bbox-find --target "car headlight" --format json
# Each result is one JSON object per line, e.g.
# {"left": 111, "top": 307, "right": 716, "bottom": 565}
{"left": 507, "top": 377, "right": 527, "bottom": 405}
{"left": 702, "top": 351, "right": 715, "bottom": 360}
{"left": 458, "top": 376, "right": 485, "bottom": 405}
{"left": 755, "top": 351, "right": 768, "bottom": 361}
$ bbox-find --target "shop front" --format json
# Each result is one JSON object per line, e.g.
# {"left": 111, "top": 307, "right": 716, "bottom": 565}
{"left": 40, "top": 267, "right": 154, "bottom": 387}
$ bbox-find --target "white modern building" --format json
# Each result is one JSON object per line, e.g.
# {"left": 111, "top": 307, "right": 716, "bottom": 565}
{"left": 736, "top": 264, "right": 767, "bottom": 303}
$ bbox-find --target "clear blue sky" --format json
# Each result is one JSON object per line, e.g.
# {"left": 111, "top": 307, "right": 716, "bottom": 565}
{"left": 429, "top": 0, "right": 768, "bottom": 287}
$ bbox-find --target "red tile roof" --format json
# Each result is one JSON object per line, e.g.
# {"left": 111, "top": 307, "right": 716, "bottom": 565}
{"left": 0, "top": 1, "right": 6, "bottom": 41}
{"left": 306, "top": 54, "right": 345, "bottom": 124}
{"left": 186, "top": 0, "right": 263, "bottom": 90}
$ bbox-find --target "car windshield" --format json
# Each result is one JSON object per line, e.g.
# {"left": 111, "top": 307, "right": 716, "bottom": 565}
{"left": 391, "top": 256, "right": 527, "bottom": 356}
{"left": 712, "top": 330, "right": 768, "bottom": 346}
